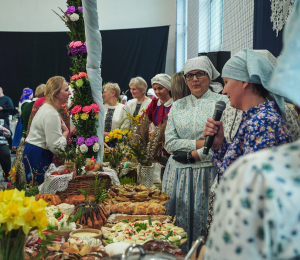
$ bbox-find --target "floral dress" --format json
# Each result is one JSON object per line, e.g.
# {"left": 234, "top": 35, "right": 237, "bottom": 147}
{"left": 204, "top": 139, "right": 300, "bottom": 260}
{"left": 206, "top": 101, "right": 292, "bottom": 239}
{"left": 162, "top": 90, "right": 229, "bottom": 252}
{"left": 213, "top": 101, "right": 292, "bottom": 181}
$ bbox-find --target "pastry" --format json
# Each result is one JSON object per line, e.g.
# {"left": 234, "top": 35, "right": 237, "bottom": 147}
{"left": 35, "top": 194, "right": 62, "bottom": 206}
{"left": 110, "top": 202, "right": 166, "bottom": 215}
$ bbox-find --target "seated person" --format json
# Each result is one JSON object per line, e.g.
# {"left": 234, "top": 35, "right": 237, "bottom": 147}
{"left": 204, "top": 2, "right": 300, "bottom": 258}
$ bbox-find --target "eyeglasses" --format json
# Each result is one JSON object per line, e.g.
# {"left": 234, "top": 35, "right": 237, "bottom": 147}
{"left": 185, "top": 71, "right": 206, "bottom": 81}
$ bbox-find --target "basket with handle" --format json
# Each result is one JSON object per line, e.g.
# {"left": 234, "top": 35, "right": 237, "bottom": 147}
{"left": 56, "top": 174, "right": 111, "bottom": 202}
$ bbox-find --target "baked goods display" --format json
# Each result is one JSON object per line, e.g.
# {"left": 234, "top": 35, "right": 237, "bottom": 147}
{"left": 71, "top": 204, "right": 109, "bottom": 229}
{"left": 143, "top": 239, "right": 186, "bottom": 257}
{"left": 101, "top": 220, "right": 187, "bottom": 246}
{"left": 106, "top": 213, "right": 174, "bottom": 225}
{"left": 110, "top": 202, "right": 166, "bottom": 215}
{"left": 106, "top": 184, "right": 169, "bottom": 204}
{"left": 35, "top": 194, "right": 62, "bottom": 206}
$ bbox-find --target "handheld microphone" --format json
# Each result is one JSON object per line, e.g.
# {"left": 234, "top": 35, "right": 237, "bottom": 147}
{"left": 203, "top": 100, "right": 226, "bottom": 155}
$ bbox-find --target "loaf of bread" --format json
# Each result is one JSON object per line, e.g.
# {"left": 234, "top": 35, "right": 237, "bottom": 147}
{"left": 110, "top": 202, "right": 166, "bottom": 215}
{"left": 64, "top": 195, "right": 95, "bottom": 206}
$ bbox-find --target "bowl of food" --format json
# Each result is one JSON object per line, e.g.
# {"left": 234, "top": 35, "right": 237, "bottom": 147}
{"left": 55, "top": 223, "right": 82, "bottom": 240}
{"left": 69, "top": 228, "right": 102, "bottom": 240}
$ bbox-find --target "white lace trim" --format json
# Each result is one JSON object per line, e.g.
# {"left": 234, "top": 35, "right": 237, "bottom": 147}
{"left": 39, "top": 163, "right": 120, "bottom": 194}
{"left": 270, "top": 0, "right": 295, "bottom": 36}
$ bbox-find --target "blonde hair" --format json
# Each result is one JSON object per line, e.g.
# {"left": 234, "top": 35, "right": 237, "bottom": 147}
{"left": 35, "top": 84, "right": 46, "bottom": 98}
{"left": 103, "top": 82, "right": 120, "bottom": 98}
{"left": 129, "top": 77, "right": 147, "bottom": 94}
{"left": 171, "top": 71, "right": 191, "bottom": 101}
{"left": 45, "top": 76, "right": 66, "bottom": 102}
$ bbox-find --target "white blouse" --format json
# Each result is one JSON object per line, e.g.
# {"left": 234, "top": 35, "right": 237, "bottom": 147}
{"left": 127, "top": 97, "right": 152, "bottom": 116}
{"left": 104, "top": 103, "right": 129, "bottom": 132}
{"left": 26, "top": 103, "right": 67, "bottom": 154}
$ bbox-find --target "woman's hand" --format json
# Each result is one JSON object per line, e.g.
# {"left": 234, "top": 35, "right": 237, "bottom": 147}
{"left": 1, "top": 126, "right": 10, "bottom": 138}
{"left": 149, "top": 130, "right": 155, "bottom": 136}
{"left": 203, "top": 118, "right": 224, "bottom": 149}
{"left": 61, "top": 119, "right": 69, "bottom": 138}
{"left": 104, "top": 132, "right": 109, "bottom": 137}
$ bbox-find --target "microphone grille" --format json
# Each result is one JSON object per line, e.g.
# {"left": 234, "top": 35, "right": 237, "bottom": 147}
{"left": 215, "top": 100, "right": 226, "bottom": 112}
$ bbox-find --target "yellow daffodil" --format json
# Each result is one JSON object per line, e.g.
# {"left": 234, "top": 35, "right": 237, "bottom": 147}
{"left": 81, "top": 113, "right": 89, "bottom": 120}
{"left": 113, "top": 130, "right": 118, "bottom": 134}
{"left": 105, "top": 136, "right": 110, "bottom": 143}
{"left": 116, "top": 134, "right": 122, "bottom": 140}
{"left": 74, "top": 113, "right": 79, "bottom": 120}
{"left": 94, "top": 113, "right": 98, "bottom": 119}
{"left": 108, "top": 132, "right": 114, "bottom": 138}
{"left": 0, "top": 189, "right": 48, "bottom": 236}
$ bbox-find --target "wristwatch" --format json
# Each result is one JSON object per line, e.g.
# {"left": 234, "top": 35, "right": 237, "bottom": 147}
{"left": 187, "top": 151, "right": 195, "bottom": 163}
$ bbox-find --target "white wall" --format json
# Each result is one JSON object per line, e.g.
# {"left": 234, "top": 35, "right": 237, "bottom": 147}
{"left": 0, "top": 0, "right": 176, "bottom": 75}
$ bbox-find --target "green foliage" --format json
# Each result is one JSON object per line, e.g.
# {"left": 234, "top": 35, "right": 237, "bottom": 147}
{"left": 78, "top": 174, "right": 108, "bottom": 204}
{"left": 119, "top": 176, "right": 135, "bottom": 185}
{"left": 24, "top": 185, "right": 39, "bottom": 197}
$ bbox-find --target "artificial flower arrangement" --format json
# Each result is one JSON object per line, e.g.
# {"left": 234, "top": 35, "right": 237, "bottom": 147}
{"left": 53, "top": 0, "right": 86, "bottom": 74}
{"left": 0, "top": 189, "right": 48, "bottom": 259}
{"left": 70, "top": 72, "right": 99, "bottom": 159}
{"left": 68, "top": 41, "right": 87, "bottom": 57}
{"left": 104, "top": 129, "right": 130, "bottom": 170}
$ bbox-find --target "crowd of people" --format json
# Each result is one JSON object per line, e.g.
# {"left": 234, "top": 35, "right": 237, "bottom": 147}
{"left": 0, "top": 1, "right": 300, "bottom": 258}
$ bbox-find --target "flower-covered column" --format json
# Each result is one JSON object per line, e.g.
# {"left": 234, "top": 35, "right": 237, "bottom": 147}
{"left": 82, "top": 0, "right": 104, "bottom": 163}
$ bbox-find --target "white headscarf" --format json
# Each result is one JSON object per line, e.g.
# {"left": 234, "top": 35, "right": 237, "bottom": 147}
{"left": 183, "top": 56, "right": 223, "bottom": 93}
{"left": 151, "top": 74, "right": 171, "bottom": 91}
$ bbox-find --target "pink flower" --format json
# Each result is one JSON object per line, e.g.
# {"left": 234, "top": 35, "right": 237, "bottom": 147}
{"left": 71, "top": 105, "right": 82, "bottom": 116}
{"left": 90, "top": 103, "right": 100, "bottom": 113}
{"left": 84, "top": 42, "right": 86, "bottom": 46}
{"left": 73, "top": 41, "right": 83, "bottom": 48}
{"left": 70, "top": 74, "right": 80, "bottom": 81}
{"left": 69, "top": 41, "right": 75, "bottom": 49}
{"left": 78, "top": 72, "right": 88, "bottom": 78}
{"left": 82, "top": 105, "right": 92, "bottom": 114}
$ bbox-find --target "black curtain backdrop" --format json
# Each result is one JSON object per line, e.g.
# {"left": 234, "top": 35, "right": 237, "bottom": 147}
{"left": 0, "top": 26, "right": 169, "bottom": 108}
{"left": 253, "top": 0, "right": 283, "bottom": 57}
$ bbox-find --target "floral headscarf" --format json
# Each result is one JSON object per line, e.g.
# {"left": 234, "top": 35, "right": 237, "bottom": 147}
{"left": 20, "top": 88, "right": 33, "bottom": 103}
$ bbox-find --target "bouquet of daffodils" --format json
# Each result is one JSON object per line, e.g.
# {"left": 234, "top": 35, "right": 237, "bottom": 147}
{"left": 0, "top": 189, "right": 48, "bottom": 259}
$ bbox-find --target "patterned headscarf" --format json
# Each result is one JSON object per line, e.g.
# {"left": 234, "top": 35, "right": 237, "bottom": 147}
{"left": 183, "top": 56, "right": 223, "bottom": 93}
{"left": 20, "top": 88, "right": 33, "bottom": 103}
{"left": 269, "top": 0, "right": 300, "bottom": 108}
{"left": 222, "top": 49, "right": 286, "bottom": 119}
{"left": 151, "top": 74, "right": 171, "bottom": 91}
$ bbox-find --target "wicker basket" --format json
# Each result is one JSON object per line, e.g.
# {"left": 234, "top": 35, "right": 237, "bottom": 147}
{"left": 56, "top": 174, "right": 111, "bottom": 202}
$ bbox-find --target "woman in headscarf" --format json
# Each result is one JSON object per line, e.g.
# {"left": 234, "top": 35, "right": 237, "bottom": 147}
{"left": 162, "top": 56, "right": 229, "bottom": 251}
{"left": 203, "top": 49, "right": 293, "bottom": 239}
{"left": 142, "top": 73, "right": 173, "bottom": 132}
{"left": 204, "top": 1, "right": 300, "bottom": 258}
{"left": 12, "top": 88, "right": 33, "bottom": 151}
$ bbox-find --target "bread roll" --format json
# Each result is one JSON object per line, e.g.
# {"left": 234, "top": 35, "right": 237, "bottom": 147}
{"left": 110, "top": 202, "right": 166, "bottom": 215}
